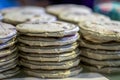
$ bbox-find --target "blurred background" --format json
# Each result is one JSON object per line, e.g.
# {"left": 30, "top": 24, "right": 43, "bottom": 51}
{"left": 0, "top": 0, "right": 119, "bottom": 8}
{"left": 0, "top": 0, "right": 94, "bottom": 9}
{"left": 0, "top": 0, "right": 120, "bottom": 20}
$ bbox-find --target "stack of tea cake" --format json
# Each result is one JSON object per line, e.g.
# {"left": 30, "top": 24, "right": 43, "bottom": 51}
{"left": 79, "top": 21, "right": 120, "bottom": 73}
{"left": 16, "top": 21, "right": 82, "bottom": 78}
{"left": 0, "top": 22, "right": 19, "bottom": 79}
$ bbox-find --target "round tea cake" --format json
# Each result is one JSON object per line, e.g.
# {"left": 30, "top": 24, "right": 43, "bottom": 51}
{"left": 20, "top": 49, "right": 80, "bottom": 62}
{"left": 0, "top": 46, "right": 17, "bottom": 57}
{"left": 18, "top": 33, "right": 79, "bottom": 46}
{"left": 81, "top": 48, "right": 120, "bottom": 60}
{"left": 19, "top": 42, "right": 78, "bottom": 54}
{"left": 24, "top": 66, "right": 82, "bottom": 78}
{"left": 16, "top": 21, "right": 79, "bottom": 37}
{"left": 82, "top": 63, "right": 120, "bottom": 73}
{"left": 0, "top": 67, "right": 19, "bottom": 79}
{"left": 1, "top": 6, "right": 45, "bottom": 15}
{"left": 20, "top": 57, "right": 80, "bottom": 70}
{"left": 79, "top": 37, "right": 120, "bottom": 50}
{"left": 3, "top": 12, "right": 56, "bottom": 25}
{"left": 81, "top": 56, "right": 120, "bottom": 67}
{"left": 59, "top": 12, "right": 110, "bottom": 23}
{"left": 0, "top": 38, "right": 16, "bottom": 50}
{"left": 46, "top": 4, "right": 92, "bottom": 16}
{"left": 79, "top": 21, "right": 120, "bottom": 43}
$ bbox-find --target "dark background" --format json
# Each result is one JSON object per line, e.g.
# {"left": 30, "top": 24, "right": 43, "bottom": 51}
{"left": 1, "top": 0, "right": 119, "bottom": 9}
{"left": 0, "top": 0, "right": 94, "bottom": 9}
